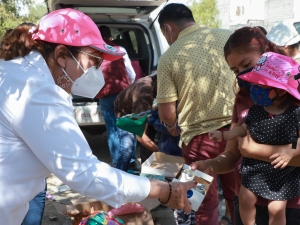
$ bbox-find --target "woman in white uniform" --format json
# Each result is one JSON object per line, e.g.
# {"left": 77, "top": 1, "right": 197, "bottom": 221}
{"left": 0, "top": 8, "right": 196, "bottom": 224}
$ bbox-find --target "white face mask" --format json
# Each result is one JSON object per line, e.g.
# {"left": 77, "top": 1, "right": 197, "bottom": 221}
{"left": 61, "top": 51, "right": 105, "bottom": 98}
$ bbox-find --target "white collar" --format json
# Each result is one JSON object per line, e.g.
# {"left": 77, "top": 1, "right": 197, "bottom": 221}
{"left": 24, "top": 51, "right": 54, "bottom": 83}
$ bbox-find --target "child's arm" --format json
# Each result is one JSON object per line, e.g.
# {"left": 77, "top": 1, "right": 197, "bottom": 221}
{"left": 269, "top": 130, "right": 300, "bottom": 169}
{"left": 208, "top": 124, "right": 247, "bottom": 142}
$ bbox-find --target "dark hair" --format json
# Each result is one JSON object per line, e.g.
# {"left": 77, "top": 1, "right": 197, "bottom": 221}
{"left": 18, "top": 22, "right": 36, "bottom": 27}
{"left": 256, "top": 26, "right": 267, "bottom": 35}
{"left": 224, "top": 27, "right": 289, "bottom": 104}
{"left": 276, "top": 91, "right": 300, "bottom": 109}
{"left": 0, "top": 25, "right": 80, "bottom": 61}
{"left": 158, "top": 3, "right": 195, "bottom": 28}
{"left": 224, "top": 27, "right": 287, "bottom": 60}
{"left": 3, "top": 28, "right": 13, "bottom": 38}
{"left": 99, "top": 25, "right": 112, "bottom": 39}
{"left": 289, "top": 41, "right": 300, "bottom": 49}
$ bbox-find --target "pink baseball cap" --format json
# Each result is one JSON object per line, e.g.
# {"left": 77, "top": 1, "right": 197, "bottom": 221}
{"left": 32, "top": 8, "right": 125, "bottom": 61}
{"left": 239, "top": 52, "right": 300, "bottom": 100}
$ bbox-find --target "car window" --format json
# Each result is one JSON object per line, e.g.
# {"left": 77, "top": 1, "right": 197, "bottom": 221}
{"left": 128, "top": 30, "right": 139, "bottom": 54}
{"left": 294, "top": 22, "right": 300, "bottom": 34}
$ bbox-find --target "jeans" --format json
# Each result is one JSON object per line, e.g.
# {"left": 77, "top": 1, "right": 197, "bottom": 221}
{"left": 234, "top": 195, "right": 300, "bottom": 225}
{"left": 99, "top": 94, "right": 120, "bottom": 167}
{"left": 116, "top": 127, "right": 136, "bottom": 171}
{"left": 22, "top": 184, "right": 47, "bottom": 225}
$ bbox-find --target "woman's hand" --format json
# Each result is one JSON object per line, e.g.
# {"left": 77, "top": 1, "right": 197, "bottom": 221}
{"left": 164, "top": 181, "right": 196, "bottom": 212}
{"left": 149, "top": 180, "right": 196, "bottom": 212}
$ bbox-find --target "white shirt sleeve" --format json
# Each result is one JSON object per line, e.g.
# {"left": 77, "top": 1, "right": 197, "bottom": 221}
{"left": 120, "top": 46, "right": 136, "bottom": 83}
{"left": 13, "top": 85, "right": 150, "bottom": 208}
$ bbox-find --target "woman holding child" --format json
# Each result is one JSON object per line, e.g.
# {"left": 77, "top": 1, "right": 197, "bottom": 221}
{"left": 192, "top": 27, "right": 300, "bottom": 225}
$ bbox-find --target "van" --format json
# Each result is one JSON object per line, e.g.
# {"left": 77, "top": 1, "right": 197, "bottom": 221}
{"left": 51, "top": 0, "right": 169, "bottom": 134}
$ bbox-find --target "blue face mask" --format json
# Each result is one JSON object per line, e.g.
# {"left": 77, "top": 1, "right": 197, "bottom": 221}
{"left": 236, "top": 67, "right": 253, "bottom": 91}
{"left": 250, "top": 85, "right": 273, "bottom": 106}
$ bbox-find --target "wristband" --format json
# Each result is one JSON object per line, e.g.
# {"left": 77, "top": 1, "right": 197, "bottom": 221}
{"left": 158, "top": 182, "right": 172, "bottom": 205}
{"left": 163, "top": 121, "right": 177, "bottom": 130}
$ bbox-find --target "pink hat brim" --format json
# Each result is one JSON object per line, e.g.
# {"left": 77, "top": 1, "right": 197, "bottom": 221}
{"left": 239, "top": 71, "right": 300, "bottom": 100}
{"left": 91, "top": 44, "right": 125, "bottom": 61}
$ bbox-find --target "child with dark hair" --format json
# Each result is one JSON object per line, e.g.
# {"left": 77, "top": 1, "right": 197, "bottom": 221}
{"left": 209, "top": 52, "right": 300, "bottom": 225}
{"left": 147, "top": 104, "right": 182, "bottom": 157}
{"left": 192, "top": 26, "right": 300, "bottom": 225}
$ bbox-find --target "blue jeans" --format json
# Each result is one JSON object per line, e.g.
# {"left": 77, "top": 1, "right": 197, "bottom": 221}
{"left": 99, "top": 94, "right": 119, "bottom": 167}
{"left": 234, "top": 195, "right": 300, "bottom": 225}
{"left": 116, "top": 128, "right": 136, "bottom": 171}
{"left": 22, "top": 184, "right": 47, "bottom": 225}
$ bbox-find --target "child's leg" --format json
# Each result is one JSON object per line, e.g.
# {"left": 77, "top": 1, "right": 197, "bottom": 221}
{"left": 239, "top": 185, "right": 257, "bottom": 225}
{"left": 268, "top": 200, "right": 286, "bottom": 225}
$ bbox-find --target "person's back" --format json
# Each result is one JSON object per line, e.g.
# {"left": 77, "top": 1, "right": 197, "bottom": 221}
{"left": 95, "top": 37, "right": 133, "bottom": 99}
{"left": 157, "top": 26, "right": 235, "bottom": 147}
{"left": 156, "top": 3, "right": 236, "bottom": 224}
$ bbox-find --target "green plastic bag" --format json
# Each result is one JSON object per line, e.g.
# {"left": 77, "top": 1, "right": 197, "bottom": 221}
{"left": 116, "top": 112, "right": 149, "bottom": 137}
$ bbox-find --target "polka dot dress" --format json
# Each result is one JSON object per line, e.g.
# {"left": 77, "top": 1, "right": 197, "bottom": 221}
{"left": 242, "top": 105, "right": 300, "bottom": 200}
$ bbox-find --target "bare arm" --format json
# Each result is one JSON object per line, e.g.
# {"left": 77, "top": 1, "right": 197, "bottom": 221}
{"left": 238, "top": 131, "right": 300, "bottom": 167}
{"left": 191, "top": 123, "right": 241, "bottom": 174}
{"left": 209, "top": 124, "right": 247, "bottom": 142}
{"left": 158, "top": 101, "right": 177, "bottom": 127}
{"left": 223, "top": 124, "right": 247, "bottom": 140}
{"left": 136, "top": 123, "right": 158, "bottom": 152}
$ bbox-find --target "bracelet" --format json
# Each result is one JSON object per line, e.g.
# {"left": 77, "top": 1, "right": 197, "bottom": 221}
{"left": 163, "top": 121, "right": 177, "bottom": 130}
{"left": 158, "top": 182, "right": 172, "bottom": 205}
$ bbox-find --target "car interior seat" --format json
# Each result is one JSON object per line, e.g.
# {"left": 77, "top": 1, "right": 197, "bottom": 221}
{"left": 113, "top": 39, "right": 132, "bottom": 56}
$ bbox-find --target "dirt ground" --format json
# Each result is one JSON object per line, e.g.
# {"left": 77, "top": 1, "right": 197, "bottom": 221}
{"left": 42, "top": 175, "right": 177, "bottom": 225}
{"left": 41, "top": 130, "right": 178, "bottom": 225}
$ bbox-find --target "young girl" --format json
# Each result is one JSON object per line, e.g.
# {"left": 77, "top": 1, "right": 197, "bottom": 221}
{"left": 209, "top": 52, "right": 300, "bottom": 225}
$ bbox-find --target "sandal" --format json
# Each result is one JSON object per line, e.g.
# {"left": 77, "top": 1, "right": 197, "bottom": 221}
{"left": 219, "top": 215, "right": 232, "bottom": 225}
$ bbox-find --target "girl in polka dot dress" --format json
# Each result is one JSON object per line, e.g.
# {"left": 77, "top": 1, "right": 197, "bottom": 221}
{"left": 209, "top": 52, "right": 300, "bottom": 225}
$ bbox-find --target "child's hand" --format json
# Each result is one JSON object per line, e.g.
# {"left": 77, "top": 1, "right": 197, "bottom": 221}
{"left": 208, "top": 130, "right": 222, "bottom": 142}
{"left": 270, "top": 148, "right": 294, "bottom": 169}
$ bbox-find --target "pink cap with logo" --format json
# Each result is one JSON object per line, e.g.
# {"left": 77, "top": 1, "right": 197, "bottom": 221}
{"left": 32, "top": 8, "right": 125, "bottom": 61}
{"left": 239, "top": 52, "right": 300, "bottom": 100}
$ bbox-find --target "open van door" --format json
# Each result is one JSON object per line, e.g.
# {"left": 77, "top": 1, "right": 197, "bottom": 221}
{"left": 51, "top": 0, "right": 166, "bottom": 21}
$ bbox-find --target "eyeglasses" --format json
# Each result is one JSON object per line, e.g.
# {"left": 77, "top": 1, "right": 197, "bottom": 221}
{"left": 76, "top": 50, "right": 103, "bottom": 69}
